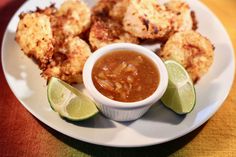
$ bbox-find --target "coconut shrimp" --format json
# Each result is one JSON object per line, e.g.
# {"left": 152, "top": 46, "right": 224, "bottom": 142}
{"left": 42, "top": 36, "right": 91, "bottom": 84}
{"left": 37, "top": 0, "right": 90, "bottom": 38}
{"left": 55, "top": 0, "right": 91, "bottom": 36}
{"left": 15, "top": 12, "right": 54, "bottom": 69}
{"left": 16, "top": 0, "right": 92, "bottom": 84}
{"left": 165, "top": 0, "right": 197, "bottom": 33}
{"left": 91, "top": 0, "right": 115, "bottom": 21}
{"left": 109, "top": 0, "right": 130, "bottom": 22}
{"left": 158, "top": 30, "right": 214, "bottom": 83}
{"left": 50, "top": 0, "right": 91, "bottom": 50}
{"left": 89, "top": 18, "right": 139, "bottom": 50}
{"left": 91, "top": 0, "right": 128, "bottom": 23}
{"left": 123, "top": 0, "right": 175, "bottom": 40}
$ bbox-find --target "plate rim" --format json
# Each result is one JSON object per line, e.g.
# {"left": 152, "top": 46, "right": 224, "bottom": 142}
{"left": 1, "top": 0, "right": 235, "bottom": 147}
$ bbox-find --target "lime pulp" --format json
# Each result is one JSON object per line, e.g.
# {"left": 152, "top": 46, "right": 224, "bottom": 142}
{"left": 47, "top": 77, "right": 98, "bottom": 121}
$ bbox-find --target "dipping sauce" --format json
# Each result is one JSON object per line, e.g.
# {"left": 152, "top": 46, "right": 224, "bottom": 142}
{"left": 92, "top": 50, "right": 160, "bottom": 102}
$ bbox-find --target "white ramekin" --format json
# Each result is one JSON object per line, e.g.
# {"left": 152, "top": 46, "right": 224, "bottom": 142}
{"left": 83, "top": 43, "right": 168, "bottom": 121}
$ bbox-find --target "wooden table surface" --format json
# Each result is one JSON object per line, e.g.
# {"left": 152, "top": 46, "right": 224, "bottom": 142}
{"left": 0, "top": 0, "right": 235, "bottom": 157}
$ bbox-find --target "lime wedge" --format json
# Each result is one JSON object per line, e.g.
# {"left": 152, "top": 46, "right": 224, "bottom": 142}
{"left": 161, "top": 60, "right": 196, "bottom": 114}
{"left": 47, "top": 77, "right": 98, "bottom": 121}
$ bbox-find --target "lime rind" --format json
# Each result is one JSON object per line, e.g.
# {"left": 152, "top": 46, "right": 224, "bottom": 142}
{"left": 161, "top": 60, "right": 196, "bottom": 114}
{"left": 47, "top": 77, "right": 98, "bottom": 121}
{"left": 178, "top": 82, "right": 195, "bottom": 112}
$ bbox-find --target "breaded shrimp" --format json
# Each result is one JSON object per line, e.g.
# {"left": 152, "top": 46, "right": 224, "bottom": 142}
{"left": 91, "top": 0, "right": 128, "bottom": 23}
{"left": 89, "top": 19, "right": 139, "bottom": 50}
{"left": 35, "top": 0, "right": 91, "bottom": 52}
{"left": 15, "top": 12, "right": 54, "bottom": 69}
{"left": 91, "top": 0, "right": 115, "bottom": 22}
{"left": 15, "top": 0, "right": 92, "bottom": 84}
{"left": 43, "top": 37, "right": 91, "bottom": 84}
{"left": 36, "top": 4, "right": 57, "bottom": 17}
{"left": 90, "top": 0, "right": 138, "bottom": 50}
{"left": 50, "top": 0, "right": 90, "bottom": 50}
{"left": 55, "top": 0, "right": 91, "bottom": 36}
{"left": 123, "top": 0, "right": 174, "bottom": 39}
{"left": 165, "top": 0, "right": 197, "bottom": 33}
{"left": 158, "top": 30, "right": 214, "bottom": 83}
{"left": 109, "top": 0, "right": 130, "bottom": 22}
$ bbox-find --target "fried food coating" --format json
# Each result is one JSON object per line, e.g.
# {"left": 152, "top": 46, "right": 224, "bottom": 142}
{"left": 91, "top": 0, "right": 128, "bottom": 22}
{"left": 165, "top": 0, "right": 197, "bottom": 33}
{"left": 158, "top": 30, "right": 214, "bottom": 83}
{"left": 109, "top": 0, "right": 130, "bottom": 22}
{"left": 51, "top": 0, "right": 91, "bottom": 50}
{"left": 16, "top": 0, "right": 92, "bottom": 84}
{"left": 16, "top": 0, "right": 210, "bottom": 85}
{"left": 43, "top": 37, "right": 91, "bottom": 84}
{"left": 15, "top": 13, "right": 54, "bottom": 69}
{"left": 36, "top": 0, "right": 91, "bottom": 38}
{"left": 123, "top": 0, "right": 174, "bottom": 39}
{"left": 91, "top": 0, "right": 115, "bottom": 21}
{"left": 90, "top": 0, "right": 138, "bottom": 50}
{"left": 36, "top": 4, "right": 57, "bottom": 16}
{"left": 89, "top": 18, "right": 139, "bottom": 50}
{"left": 55, "top": 0, "right": 91, "bottom": 36}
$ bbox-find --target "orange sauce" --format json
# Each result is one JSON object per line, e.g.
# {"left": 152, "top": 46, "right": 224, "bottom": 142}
{"left": 92, "top": 50, "right": 159, "bottom": 102}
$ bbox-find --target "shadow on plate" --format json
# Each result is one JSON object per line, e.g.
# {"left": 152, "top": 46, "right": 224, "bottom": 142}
{"left": 119, "top": 102, "right": 185, "bottom": 126}
{"left": 143, "top": 102, "right": 186, "bottom": 124}
{"left": 63, "top": 113, "right": 116, "bottom": 129}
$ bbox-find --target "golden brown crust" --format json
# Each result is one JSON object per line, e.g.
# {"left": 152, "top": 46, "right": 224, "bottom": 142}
{"left": 191, "top": 11, "right": 198, "bottom": 30}
{"left": 123, "top": 0, "right": 175, "bottom": 39}
{"left": 51, "top": 0, "right": 91, "bottom": 50}
{"left": 16, "top": 0, "right": 211, "bottom": 85}
{"left": 109, "top": 0, "right": 130, "bottom": 22}
{"left": 158, "top": 30, "right": 214, "bottom": 83}
{"left": 164, "top": 0, "right": 197, "bottom": 36}
{"left": 15, "top": 12, "right": 54, "bottom": 69}
{"left": 35, "top": 4, "right": 57, "bottom": 16}
{"left": 16, "top": 0, "right": 92, "bottom": 84}
{"left": 89, "top": 18, "right": 139, "bottom": 50}
{"left": 42, "top": 37, "right": 91, "bottom": 84}
{"left": 91, "top": 0, "right": 128, "bottom": 23}
{"left": 55, "top": 0, "right": 91, "bottom": 36}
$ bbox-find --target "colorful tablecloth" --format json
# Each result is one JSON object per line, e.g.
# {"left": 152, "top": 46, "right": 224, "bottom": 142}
{"left": 0, "top": 0, "right": 235, "bottom": 156}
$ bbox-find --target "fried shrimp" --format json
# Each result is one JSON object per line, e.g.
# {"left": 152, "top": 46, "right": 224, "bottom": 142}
{"left": 91, "top": 0, "right": 128, "bottom": 22}
{"left": 50, "top": 0, "right": 91, "bottom": 50}
{"left": 158, "top": 30, "right": 214, "bottom": 83}
{"left": 89, "top": 19, "right": 139, "bottom": 50}
{"left": 15, "top": 12, "right": 54, "bottom": 69}
{"left": 91, "top": 0, "right": 115, "bottom": 21}
{"left": 36, "top": 4, "right": 57, "bottom": 17}
{"left": 16, "top": 0, "right": 92, "bottom": 84}
{"left": 123, "top": 0, "right": 174, "bottom": 39}
{"left": 43, "top": 37, "right": 91, "bottom": 84}
{"left": 165, "top": 0, "right": 197, "bottom": 33}
{"left": 55, "top": 0, "right": 91, "bottom": 36}
{"left": 16, "top": 0, "right": 212, "bottom": 85}
{"left": 109, "top": 0, "right": 130, "bottom": 22}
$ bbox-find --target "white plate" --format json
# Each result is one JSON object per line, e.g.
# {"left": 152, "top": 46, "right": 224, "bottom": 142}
{"left": 1, "top": 0, "right": 235, "bottom": 147}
